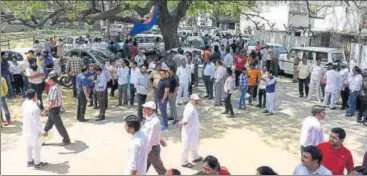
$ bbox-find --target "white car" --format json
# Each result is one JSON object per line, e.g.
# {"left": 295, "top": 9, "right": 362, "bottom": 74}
{"left": 130, "top": 34, "right": 165, "bottom": 55}
{"left": 62, "top": 36, "right": 92, "bottom": 52}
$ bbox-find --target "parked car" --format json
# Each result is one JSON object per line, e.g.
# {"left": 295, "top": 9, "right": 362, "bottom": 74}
{"left": 243, "top": 38, "right": 257, "bottom": 55}
{"left": 261, "top": 43, "right": 288, "bottom": 61}
{"left": 129, "top": 34, "right": 165, "bottom": 55}
{"left": 62, "top": 36, "right": 92, "bottom": 52}
{"left": 184, "top": 36, "right": 206, "bottom": 50}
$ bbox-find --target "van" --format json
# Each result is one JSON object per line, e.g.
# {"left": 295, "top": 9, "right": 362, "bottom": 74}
{"left": 131, "top": 34, "right": 165, "bottom": 55}
{"left": 281, "top": 47, "right": 346, "bottom": 75}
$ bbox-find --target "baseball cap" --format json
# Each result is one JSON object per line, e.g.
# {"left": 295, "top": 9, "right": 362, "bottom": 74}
{"left": 142, "top": 101, "right": 156, "bottom": 110}
{"left": 190, "top": 94, "right": 200, "bottom": 100}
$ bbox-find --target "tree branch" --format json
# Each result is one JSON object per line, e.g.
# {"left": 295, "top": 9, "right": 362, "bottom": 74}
{"left": 172, "top": 0, "right": 190, "bottom": 22}
{"left": 130, "top": 1, "right": 155, "bottom": 17}
{"left": 351, "top": 0, "right": 362, "bottom": 9}
{"left": 16, "top": 8, "right": 66, "bottom": 29}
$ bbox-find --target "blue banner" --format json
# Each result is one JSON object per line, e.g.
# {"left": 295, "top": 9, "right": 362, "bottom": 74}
{"left": 129, "top": 4, "right": 158, "bottom": 36}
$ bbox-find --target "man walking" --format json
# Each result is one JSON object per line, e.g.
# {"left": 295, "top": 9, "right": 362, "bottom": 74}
{"left": 158, "top": 70, "right": 170, "bottom": 130}
{"left": 22, "top": 89, "right": 48, "bottom": 169}
{"left": 141, "top": 101, "right": 167, "bottom": 175}
{"left": 323, "top": 63, "right": 340, "bottom": 110}
{"left": 346, "top": 66, "right": 363, "bottom": 117}
{"left": 297, "top": 57, "right": 310, "bottom": 98}
{"left": 167, "top": 66, "right": 179, "bottom": 123}
{"left": 65, "top": 55, "right": 83, "bottom": 98}
{"left": 117, "top": 60, "right": 129, "bottom": 106}
{"left": 135, "top": 65, "right": 149, "bottom": 119}
{"left": 203, "top": 60, "right": 215, "bottom": 99}
{"left": 95, "top": 67, "right": 108, "bottom": 121}
{"left": 222, "top": 69, "right": 235, "bottom": 118}
{"left": 214, "top": 60, "right": 227, "bottom": 106}
{"left": 308, "top": 57, "right": 323, "bottom": 101}
{"left": 76, "top": 68, "right": 89, "bottom": 122}
{"left": 42, "top": 71, "right": 71, "bottom": 146}
{"left": 179, "top": 94, "right": 203, "bottom": 168}
{"left": 124, "top": 115, "right": 149, "bottom": 175}
{"left": 26, "top": 58, "right": 45, "bottom": 110}
{"left": 263, "top": 71, "right": 276, "bottom": 116}
{"left": 299, "top": 105, "right": 325, "bottom": 153}
{"left": 176, "top": 60, "right": 191, "bottom": 105}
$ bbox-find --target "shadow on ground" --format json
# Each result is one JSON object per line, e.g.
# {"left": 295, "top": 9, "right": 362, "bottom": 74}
{"left": 59, "top": 140, "right": 89, "bottom": 155}
{"left": 37, "top": 161, "right": 70, "bottom": 174}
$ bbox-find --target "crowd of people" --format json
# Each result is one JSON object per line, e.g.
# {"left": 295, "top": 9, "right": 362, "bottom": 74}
{"left": 1, "top": 32, "right": 367, "bottom": 175}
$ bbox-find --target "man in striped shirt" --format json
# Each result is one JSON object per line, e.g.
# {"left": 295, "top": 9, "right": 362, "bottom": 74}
{"left": 41, "top": 71, "right": 71, "bottom": 146}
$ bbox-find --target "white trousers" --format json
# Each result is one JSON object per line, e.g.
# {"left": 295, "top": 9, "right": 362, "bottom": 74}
{"left": 177, "top": 82, "right": 189, "bottom": 103}
{"left": 25, "top": 136, "right": 41, "bottom": 164}
{"left": 308, "top": 79, "right": 321, "bottom": 100}
{"left": 266, "top": 92, "right": 275, "bottom": 112}
{"left": 181, "top": 145, "right": 199, "bottom": 165}
{"left": 323, "top": 91, "right": 336, "bottom": 108}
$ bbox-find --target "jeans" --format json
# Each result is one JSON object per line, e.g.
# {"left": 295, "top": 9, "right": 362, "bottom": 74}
{"left": 235, "top": 70, "right": 242, "bottom": 87}
{"left": 347, "top": 91, "right": 359, "bottom": 116}
{"left": 248, "top": 85, "right": 257, "bottom": 104}
{"left": 238, "top": 87, "right": 247, "bottom": 108}
{"left": 22, "top": 75, "right": 29, "bottom": 97}
{"left": 158, "top": 100, "right": 168, "bottom": 127}
{"left": 357, "top": 97, "right": 367, "bottom": 122}
{"left": 341, "top": 87, "right": 350, "bottom": 109}
{"left": 130, "top": 84, "right": 136, "bottom": 106}
{"left": 1, "top": 97, "right": 11, "bottom": 121}
{"left": 96, "top": 91, "right": 107, "bottom": 117}
{"left": 298, "top": 78, "right": 309, "bottom": 97}
{"left": 204, "top": 76, "right": 213, "bottom": 98}
{"left": 2, "top": 74, "right": 15, "bottom": 98}
{"left": 137, "top": 94, "right": 147, "bottom": 119}
{"left": 72, "top": 76, "right": 77, "bottom": 98}
{"left": 224, "top": 93, "right": 234, "bottom": 115}
{"left": 77, "top": 91, "right": 87, "bottom": 121}
{"left": 29, "top": 83, "right": 44, "bottom": 109}
{"left": 258, "top": 89, "right": 266, "bottom": 106}
{"left": 118, "top": 84, "right": 128, "bottom": 105}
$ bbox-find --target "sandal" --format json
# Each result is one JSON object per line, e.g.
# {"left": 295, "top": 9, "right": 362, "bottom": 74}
{"left": 182, "top": 163, "right": 194, "bottom": 168}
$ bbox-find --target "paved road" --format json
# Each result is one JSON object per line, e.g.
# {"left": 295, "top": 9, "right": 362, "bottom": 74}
{"left": 1, "top": 76, "right": 366, "bottom": 175}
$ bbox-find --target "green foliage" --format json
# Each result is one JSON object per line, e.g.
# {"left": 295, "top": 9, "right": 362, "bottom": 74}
{"left": 185, "top": 1, "right": 251, "bottom": 19}
{"left": 2, "top": 1, "right": 48, "bottom": 20}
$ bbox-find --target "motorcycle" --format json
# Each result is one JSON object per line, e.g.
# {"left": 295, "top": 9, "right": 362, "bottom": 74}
{"left": 59, "top": 73, "right": 73, "bottom": 88}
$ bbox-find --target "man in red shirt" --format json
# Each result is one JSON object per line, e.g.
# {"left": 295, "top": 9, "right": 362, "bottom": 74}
{"left": 234, "top": 51, "right": 246, "bottom": 88}
{"left": 317, "top": 127, "right": 354, "bottom": 175}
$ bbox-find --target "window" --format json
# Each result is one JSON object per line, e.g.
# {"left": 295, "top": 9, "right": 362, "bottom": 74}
{"left": 145, "top": 37, "right": 154, "bottom": 43}
{"left": 316, "top": 52, "right": 328, "bottom": 62}
{"left": 332, "top": 53, "right": 344, "bottom": 62}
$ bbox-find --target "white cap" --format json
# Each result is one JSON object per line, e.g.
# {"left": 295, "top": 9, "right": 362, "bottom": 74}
{"left": 142, "top": 101, "right": 156, "bottom": 110}
{"left": 190, "top": 94, "right": 200, "bottom": 100}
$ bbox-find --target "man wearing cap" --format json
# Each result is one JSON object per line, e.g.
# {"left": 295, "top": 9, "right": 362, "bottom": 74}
{"left": 42, "top": 71, "right": 71, "bottom": 145}
{"left": 178, "top": 94, "right": 203, "bottom": 168}
{"left": 141, "top": 101, "right": 167, "bottom": 175}
{"left": 25, "top": 56, "right": 45, "bottom": 110}
{"left": 338, "top": 61, "right": 350, "bottom": 110}
{"left": 323, "top": 63, "right": 340, "bottom": 109}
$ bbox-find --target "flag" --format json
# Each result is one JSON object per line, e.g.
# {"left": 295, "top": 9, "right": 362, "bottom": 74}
{"left": 129, "top": 4, "right": 158, "bottom": 36}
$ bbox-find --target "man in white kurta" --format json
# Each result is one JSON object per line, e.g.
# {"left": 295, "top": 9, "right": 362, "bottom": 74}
{"left": 179, "top": 94, "right": 203, "bottom": 168}
{"left": 176, "top": 59, "right": 191, "bottom": 104}
{"left": 22, "top": 89, "right": 48, "bottom": 168}
{"left": 307, "top": 58, "right": 324, "bottom": 101}
{"left": 323, "top": 63, "right": 340, "bottom": 109}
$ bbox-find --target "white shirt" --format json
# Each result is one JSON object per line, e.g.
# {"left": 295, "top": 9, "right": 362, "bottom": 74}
{"left": 297, "top": 63, "right": 310, "bottom": 79}
{"left": 259, "top": 71, "right": 269, "bottom": 89}
{"left": 224, "top": 76, "right": 235, "bottom": 94}
{"left": 324, "top": 69, "right": 340, "bottom": 93}
{"left": 108, "top": 65, "right": 118, "bottom": 79}
{"left": 348, "top": 74, "right": 363, "bottom": 92}
{"left": 187, "top": 63, "right": 195, "bottom": 74}
{"left": 182, "top": 103, "right": 200, "bottom": 149}
{"left": 310, "top": 64, "right": 323, "bottom": 80}
{"left": 135, "top": 55, "right": 146, "bottom": 67}
{"left": 130, "top": 68, "right": 140, "bottom": 85}
{"left": 215, "top": 65, "right": 227, "bottom": 82}
{"left": 223, "top": 53, "right": 233, "bottom": 68}
{"left": 294, "top": 164, "right": 332, "bottom": 175}
{"left": 124, "top": 130, "right": 149, "bottom": 175}
{"left": 141, "top": 113, "right": 161, "bottom": 153}
{"left": 22, "top": 100, "right": 45, "bottom": 138}
{"left": 261, "top": 49, "right": 270, "bottom": 61}
{"left": 25, "top": 66, "right": 44, "bottom": 84}
{"left": 8, "top": 61, "right": 22, "bottom": 75}
{"left": 299, "top": 116, "right": 324, "bottom": 147}
{"left": 221, "top": 38, "right": 228, "bottom": 47}
{"left": 176, "top": 66, "right": 191, "bottom": 84}
{"left": 117, "top": 66, "right": 129, "bottom": 85}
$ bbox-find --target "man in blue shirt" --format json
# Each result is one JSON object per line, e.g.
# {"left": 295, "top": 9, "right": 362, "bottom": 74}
{"left": 76, "top": 68, "right": 89, "bottom": 122}
{"left": 203, "top": 59, "right": 215, "bottom": 99}
{"left": 95, "top": 67, "right": 108, "bottom": 121}
{"left": 86, "top": 63, "right": 97, "bottom": 108}
{"left": 263, "top": 71, "right": 276, "bottom": 116}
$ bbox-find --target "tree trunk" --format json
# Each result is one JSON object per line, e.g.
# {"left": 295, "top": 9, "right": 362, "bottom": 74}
{"left": 158, "top": 21, "right": 180, "bottom": 50}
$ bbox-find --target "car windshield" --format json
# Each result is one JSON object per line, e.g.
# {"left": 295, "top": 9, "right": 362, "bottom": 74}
{"left": 88, "top": 50, "right": 109, "bottom": 62}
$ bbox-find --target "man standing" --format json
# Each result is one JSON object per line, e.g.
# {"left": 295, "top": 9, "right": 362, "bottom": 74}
{"left": 130, "top": 61, "right": 140, "bottom": 107}
{"left": 338, "top": 62, "right": 350, "bottom": 109}
{"left": 256, "top": 66, "right": 269, "bottom": 108}
{"left": 176, "top": 60, "right": 191, "bottom": 105}
{"left": 174, "top": 48, "right": 185, "bottom": 70}
{"left": 117, "top": 60, "right": 129, "bottom": 106}
{"left": 157, "top": 70, "right": 170, "bottom": 130}
{"left": 317, "top": 127, "right": 354, "bottom": 175}
{"left": 293, "top": 146, "right": 332, "bottom": 175}
{"left": 234, "top": 51, "right": 246, "bottom": 87}
{"left": 222, "top": 69, "right": 235, "bottom": 118}
{"left": 323, "top": 63, "right": 340, "bottom": 110}
{"left": 22, "top": 89, "right": 48, "bottom": 169}
{"left": 76, "top": 68, "right": 89, "bottom": 122}
{"left": 263, "top": 71, "right": 276, "bottom": 116}
{"left": 297, "top": 57, "right": 310, "bottom": 98}
{"left": 1, "top": 51, "right": 15, "bottom": 99}
{"left": 135, "top": 50, "right": 147, "bottom": 68}
{"left": 1, "top": 77, "right": 11, "bottom": 126}
{"left": 95, "top": 67, "right": 108, "bottom": 121}
{"left": 42, "top": 71, "right": 71, "bottom": 145}
{"left": 308, "top": 57, "right": 323, "bottom": 101}
{"left": 214, "top": 60, "right": 227, "bottom": 106}
{"left": 149, "top": 64, "right": 162, "bottom": 112}
{"left": 124, "top": 115, "right": 149, "bottom": 175}
{"left": 141, "top": 101, "right": 167, "bottom": 175}
{"left": 25, "top": 58, "right": 45, "bottom": 110}
{"left": 238, "top": 67, "right": 248, "bottom": 110}
{"left": 270, "top": 46, "right": 280, "bottom": 76}
{"left": 261, "top": 46, "right": 270, "bottom": 71}
{"left": 86, "top": 63, "right": 97, "bottom": 108}
{"left": 100, "top": 62, "right": 112, "bottom": 109}
{"left": 65, "top": 55, "right": 83, "bottom": 98}
{"left": 203, "top": 60, "right": 215, "bottom": 99}
{"left": 135, "top": 65, "right": 150, "bottom": 119}
{"left": 357, "top": 69, "right": 367, "bottom": 124}
{"left": 179, "top": 94, "right": 203, "bottom": 168}
{"left": 167, "top": 66, "right": 179, "bottom": 123}
{"left": 247, "top": 63, "right": 261, "bottom": 106}
{"left": 346, "top": 66, "right": 363, "bottom": 117}
{"left": 299, "top": 105, "right": 325, "bottom": 153}
{"left": 223, "top": 48, "right": 233, "bottom": 69}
